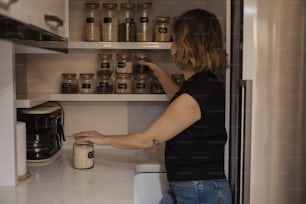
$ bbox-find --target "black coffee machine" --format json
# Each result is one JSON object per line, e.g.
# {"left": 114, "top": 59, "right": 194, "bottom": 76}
{"left": 17, "top": 102, "right": 65, "bottom": 161}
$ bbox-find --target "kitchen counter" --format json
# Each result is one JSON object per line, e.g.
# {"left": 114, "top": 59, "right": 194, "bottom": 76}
{"left": 0, "top": 146, "right": 164, "bottom": 204}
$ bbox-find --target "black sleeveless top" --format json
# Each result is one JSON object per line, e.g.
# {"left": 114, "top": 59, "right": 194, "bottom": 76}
{"left": 165, "top": 71, "right": 227, "bottom": 181}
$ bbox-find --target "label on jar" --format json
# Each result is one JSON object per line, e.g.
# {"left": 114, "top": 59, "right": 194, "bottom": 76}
{"left": 99, "top": 82, "right": 109, "bottom": 87}
{"left": 82, "top": 83, "right": 91, "bottom": 89}
{"left": 88, "top": 151, "right": 94, "bottom": 159}
{"left": 118, "top": 83, "right": 128, "bottom": 89}
{"left": 158, "top": 27, "right": 168, "bottom": 33}
{"left": 117, "top": 62, "right": 126, "bottom": 68}
{"left": 125, "top": 18, "right": 134, "bottom": 23}
{"left": 140, "top": 17, "right": 149, "bottom": 23}
{"left": 136, "top": 82, "right": 146, "bottom": 89}
{"left": 86, "top": 17, "right": 95, "bottom": 23}
{"left": 62, "top": 83, "right": 71, "bottom": 88}
{"left": 101, "top": 62, "right": 110, "bottom": 68}
{"left": 104, "top": 17, "right": 112, "bottom": 23}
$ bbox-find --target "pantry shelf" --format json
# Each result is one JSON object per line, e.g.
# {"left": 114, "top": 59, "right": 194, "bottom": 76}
{"left": 16, "top": 93, "right": 170, "bottom": 108}
{"left": 68, "top": 41, "right": 171, "bottom": 50}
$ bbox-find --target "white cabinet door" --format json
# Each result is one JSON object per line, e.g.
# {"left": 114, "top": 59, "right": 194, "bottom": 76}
{"left": 0, "top": 0, "right": 68, "bottom": 38}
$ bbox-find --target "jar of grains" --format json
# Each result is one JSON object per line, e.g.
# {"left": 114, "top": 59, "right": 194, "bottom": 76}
{"left": 73, "top": 141, "right": 94, "bottom": 169}
{"left": 101, "top": 3, "right": 118, "bottom": 42}
{"left": 98, "top": 53, "right": 114, "bottom": 73}
{"left": 134, "top": 73, "right": 151, "bottom": 94}
{"left": 79, "top": 73, "right": 95, "bottom": 94}
{"left": 96, "top": 71, "right": 113, "bottom": 94}
{"left": 61, "top": 73, "right": 79, "bottom": 93}
{"left": 84, "top": 3, "right": 101, "bottom": 42}
{"left": 171, "top": 73, "right": 185, "bottom": 87}
{"left": 118, "top": 3, "right": 136, "bottom": 42}
{"left": 151, "top": 76, "right": 165, "bottom": 94}
{"left": 115, "top": 73, "right": 133, "bottom": 94}
{"left": 133, "top": 52, "right": 151, "bottom": 74}
{"left": 115, "top": 52, "right": 133, "bottom": 74}
{"left": 136, "top": 2, "right": 153, "bottom": 42}
{"left": 154, "top": 16, "right": 171, "bottom": 42}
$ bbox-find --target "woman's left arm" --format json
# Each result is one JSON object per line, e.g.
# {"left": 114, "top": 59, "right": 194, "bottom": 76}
{"left": 73, "top": 93, "right": 201, "bottom": 149}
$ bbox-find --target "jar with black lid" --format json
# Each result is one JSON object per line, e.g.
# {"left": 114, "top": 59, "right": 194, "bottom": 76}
{"left": 115, "top": 52, "right": 133, "bottom": 74}
{"left": 154, "top": 16, "right": 171, "bottom": 42}
{"left": 98, "top": 53, "right": 114, "bottom": 73}
{"left": 96, "top": 71, "right": 113, "bottom": 94}
{"left": 61, "top": 73, "right": 79, "bottom": 93}
{"left": 133, "top": 52, "right": 151, "bottom": 74}
{"left": 118, "top": 3, "right": 136, "bottom": 42}
{"left": 134, "top": 73, "right": 151, "bottom": 94}
{"left": 84, "top": 3, "right": 101, "bottom": 42}
{"left": 79, "top": 73, "right": 95, "bottom": 94}
{"left": 101, "top": 3, "right": 118, "bottom": 42}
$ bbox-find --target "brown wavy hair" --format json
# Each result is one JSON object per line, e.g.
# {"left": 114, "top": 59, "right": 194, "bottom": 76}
{"left": 172, "top": 9, "right": 227, "bottom": 78}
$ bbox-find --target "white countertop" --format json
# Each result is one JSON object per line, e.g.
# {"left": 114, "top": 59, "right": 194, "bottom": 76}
{"left": 0, "top": 147, "right": 164, "bottom": 204}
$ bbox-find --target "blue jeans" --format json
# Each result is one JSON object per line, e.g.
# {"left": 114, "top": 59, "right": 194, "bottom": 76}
{"left": 159, "top": 178, "right": 232, "bottom": 204}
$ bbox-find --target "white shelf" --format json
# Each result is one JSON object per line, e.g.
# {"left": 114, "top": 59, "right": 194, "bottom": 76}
{"left": 68, "top": 41, "right": 171, "bottom": 50}
{"left": 16, "top": 93, "right": 169, "bottom": 108}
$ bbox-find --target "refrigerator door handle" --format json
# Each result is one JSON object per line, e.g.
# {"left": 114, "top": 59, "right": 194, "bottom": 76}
{"left": 240, "top": 80, "right": 252, "bottom": 204}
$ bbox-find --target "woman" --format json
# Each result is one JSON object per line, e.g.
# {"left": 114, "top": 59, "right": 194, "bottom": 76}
{"left": 73, "top": 9, "right": 232, "bottom": 204}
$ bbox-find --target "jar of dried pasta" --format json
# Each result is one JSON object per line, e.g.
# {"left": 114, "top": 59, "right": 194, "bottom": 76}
{"left": 115, "top": 52, "right": 133, "bottom": 74}
{"left": 154, "top": 16, "right": 171, "bottom": 42}
{"left": 115, "top": 73, "right": 133, "bottom": 94}
{"left": 84, "top": 3, "right": 101, "bottom": 42}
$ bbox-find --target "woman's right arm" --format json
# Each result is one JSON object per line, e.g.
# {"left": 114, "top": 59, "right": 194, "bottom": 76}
{"left": 139, "top": 61, "right": 180, "bottom": 97}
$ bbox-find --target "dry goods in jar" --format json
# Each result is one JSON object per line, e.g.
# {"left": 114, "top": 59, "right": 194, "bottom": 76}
{"left": 154, "top": 16, "right": 171, "bottom": 42}
{"left": 73, "top": 141, "right": 94, "bottom": 169}
{"left": 96, "top": 71, "right": 113, "bottom": 94}
{"left": 102, "top": 3, "right": 118, "bottom": 42}
{"left": 115, "top": 73, "right": 132, "bottom": 94}
{"left": 61, "top": 73, "right": 79, "bottom": 93}
{"left": 84, "top": 3, "right": 101, "bottom": 42}
{"left": 115, "top": 52, "right": 133, "bottom": 73}
{"left": 134, "top": 73, "right": 151, "bottom": 94}
{"left": 79, "top": 73, "right": 95, "bottom": 94}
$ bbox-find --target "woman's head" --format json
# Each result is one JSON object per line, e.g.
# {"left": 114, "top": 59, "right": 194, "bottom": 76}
{"left": 171, "top": 9, "right": 226, "bottom": 76}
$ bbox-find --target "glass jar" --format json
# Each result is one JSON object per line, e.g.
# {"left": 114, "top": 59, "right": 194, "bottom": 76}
{"left": 115, "top": 73, "right": 133, "bottom": 94}
{"left": 115, "top": 52, "right": 133, "bottom": 74}
{"left": 133, "top": 52, "right": 151, "bottom": 74}
{"left": 101, "top": 3, "right": 118, "bottom": 42}
{"left": 73, "top": 141, "right": 94, "bottom": 169}
{"left": 134, "top": 73, "right": 151, "bottom": 94}
{"left": 79, "top": 73, "right": 95, "bottom": 94}
{"left": 118, "top": 3, "right": 136, "bottom": 42}
{"left": 151, "top": 76, "right": 165, "bottom": 94}
{"left": 96, "top": 71, "right": 113, "bottom": 94}
{"left": 154, "top": 16, "right": 171, "bottom": 42}
{"left": 61, "top": 73, "right": 79, "bottom": 93}
{"left": 84, "top": 3, "right": 101, "bottom": 42}
{"left": 171, "top": 73, "right": 185, "bottom": 87}
{"left": 98, "top": 53, "right": 114, "bottom": 73}
{"left": 136, "top": 2, "right": 153, "bottom": 42}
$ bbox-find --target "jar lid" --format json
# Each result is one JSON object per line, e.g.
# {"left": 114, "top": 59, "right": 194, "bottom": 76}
{"left": 137, "top": 2, "right": 152, "bottom": 9}
{"left": 62, "top": 73, "right": 77, "bottom": 78}
{"left": 116, "top": 52, "right": 130, "bottom": 59}
{"left": 98, "top": 53, "right": 112, "bottom": 59}
{"left": 85, "top": 3, "right": 99, "bottom": 9}
{"left": 74, "top": 141, "right": 94, "bottom": 146}
{"left": 156, "top": 16, "right": 170, "bottom": 22}
{"left": 102, "top": 3, "right": 118, "bottom": 10}
{"left": 120, "top": 3, "right": 135, "bottom": 10}
{"left": 79, "top": 73, "right": 95, "bottom": 79}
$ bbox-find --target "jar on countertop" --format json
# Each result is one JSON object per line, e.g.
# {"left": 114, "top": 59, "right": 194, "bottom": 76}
{"left": 61, "top": 73, "right": 79, "bottom": 93}
{"left": 115, "top": 73, "right": 133, "bottom": 94}
{"left": 73, "top": 141, "right": 94, "bottom": 169}
{"left": 154, "top": 16, "right": 171, "bottom": 42}
{"left": 96, "top": 71, "right": 113, "bottom": 94}
{"left": 115, "top": 52, "right": 133, "bottom": 74}
{"left": 84, "top": 3, "right": 101, "bottom": 42}
{"left": 101, "top": 3, "right": 118, "bottom": 42}
{"left": 98, "top": 53, "right": 114, "bottom": 73}
{"left": 79, "top": 73, "right": 95, "bottom": 94}
{"left": 134, "top": 73, "right": 151, "bottom": 94}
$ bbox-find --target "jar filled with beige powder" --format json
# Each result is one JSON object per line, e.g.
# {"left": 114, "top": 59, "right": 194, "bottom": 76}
{"left": 73, "top": 141, "right": 94, "bottom": 169}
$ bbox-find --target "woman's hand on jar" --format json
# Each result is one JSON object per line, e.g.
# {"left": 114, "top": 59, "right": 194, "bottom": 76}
{"left": 138, "top": 61, "right": 165, "bottom": 78}
{"left": 73, "top": 131, "right": 108, "bottom": 146}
